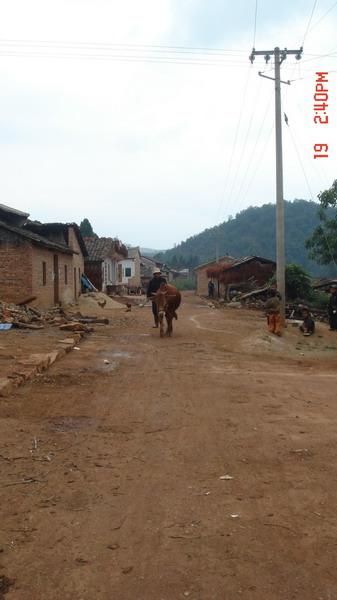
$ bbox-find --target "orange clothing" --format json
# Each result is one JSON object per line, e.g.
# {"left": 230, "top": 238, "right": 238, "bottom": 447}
{"left": 267, "top": 312, "right": 282, "bottom": 336}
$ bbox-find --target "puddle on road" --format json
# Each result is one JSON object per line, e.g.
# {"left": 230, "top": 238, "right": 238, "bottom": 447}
{"left": 47, "top": 416, "right": 98, "bottom": 433}
{"left": 84, "top": 348, "right": 135, "bottom": 373}
{"left": 109, "top": 351, "right": 132, "bottom": 359}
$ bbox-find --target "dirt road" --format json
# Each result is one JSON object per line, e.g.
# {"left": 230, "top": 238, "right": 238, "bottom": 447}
{"left": 1, "top": 293, "right": 337, "bottom": 600}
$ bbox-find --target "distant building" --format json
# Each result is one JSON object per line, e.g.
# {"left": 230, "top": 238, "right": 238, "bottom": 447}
{"left": 194, "top": 256, "right": 236, "bottom": 296}
{"left": 84, "top": 237, "right": 127, "bottom": 293}
{"left": 140, "top": 255, "right": 173, "bottom": 290}
{"left": 117, "top": 247, "right": 142, "bottom": 290}
{"left": 313, "top": 278, "right": 337, "bottom": 291}
{"left": 0, "top": 203, "right": 87, "bottom": 306}
{"left": 206, "top": 256, "right": 276, "bottom": 299}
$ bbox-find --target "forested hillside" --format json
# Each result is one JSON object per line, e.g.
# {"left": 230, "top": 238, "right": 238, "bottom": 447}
{"left": 155, "top": 200, "right": 336, "bottom": 277}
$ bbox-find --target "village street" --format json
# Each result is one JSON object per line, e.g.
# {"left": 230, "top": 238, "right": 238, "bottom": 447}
{"left": 1, "top": 293, "right": 337, "bottom": 600}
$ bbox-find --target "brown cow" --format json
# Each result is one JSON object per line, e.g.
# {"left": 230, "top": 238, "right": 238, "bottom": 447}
{"left": 151, "top": 283, "right": 181, "bottom": 338}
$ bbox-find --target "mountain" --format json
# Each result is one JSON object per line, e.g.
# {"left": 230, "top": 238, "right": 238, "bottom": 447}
{"left": 140, "top": 247, "right": 166, "bottom": 257}
{"left": 155, "top": 200, "right": 335, "bottom": 277}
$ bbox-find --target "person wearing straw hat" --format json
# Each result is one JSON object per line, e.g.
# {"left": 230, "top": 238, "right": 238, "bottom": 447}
{"left": 147, "top": 268, "right": 167, "bottom": 328}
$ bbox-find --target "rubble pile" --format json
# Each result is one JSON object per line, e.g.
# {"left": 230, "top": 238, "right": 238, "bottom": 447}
{"left": 0, "top": 301, "right": 61, "bottom": 329}
{"left": 0, "top": 301, "right": 108, "bottom": 331}
{"left": 236, "top": 289, "right": 329, "bottom": 323}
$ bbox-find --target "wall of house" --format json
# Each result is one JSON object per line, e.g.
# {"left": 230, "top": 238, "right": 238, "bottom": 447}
{"left": 31, "top": 246, "right": 74, "bottom": 306}
{"left": 119, "top": 254, "right": 141, "bottom": 287}
{"left": 68, "top": 227, "right": 84, "bottom": 300}
{"left": 102, "top": 258, "right": 117, "bottom": 291}
{"left": 0, "top": 228, "right": 33, "bottom": 303}
{"left": 196, "top": 259, "right": 235, "bottom": 296}
{"left": 196, "top": 267, "right": 211, "bottom": 296}
{"left": 118, "top": 259, "right": 135, "bottom": 285}
{"left": 84, "top": 260, "right": 102, "bottom": 291}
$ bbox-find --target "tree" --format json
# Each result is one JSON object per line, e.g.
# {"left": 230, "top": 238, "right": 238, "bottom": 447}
{"left": 80, "top": 218, "right": 97, "bottom": 238}
{"left": 306, "top": 179, "right": 337, "bottom": 265}
{"left": 285, "top": 264, "right": 313, "bottom": 301}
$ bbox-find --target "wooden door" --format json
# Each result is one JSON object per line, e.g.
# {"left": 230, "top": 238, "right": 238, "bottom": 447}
{"left": 53, "top": 255, "right": 59, "bottom": 304}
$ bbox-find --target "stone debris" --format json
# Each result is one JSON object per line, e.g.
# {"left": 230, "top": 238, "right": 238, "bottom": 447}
{"left": 0, "top": 300, "right": 109, "bottom": 330}
{"left": 0, "top": 301, "right": 66, "bottom": 328}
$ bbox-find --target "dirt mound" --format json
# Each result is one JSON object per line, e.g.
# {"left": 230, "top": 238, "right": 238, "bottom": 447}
{"left": 78, "top": 292, "right": 124, "bottom": 313}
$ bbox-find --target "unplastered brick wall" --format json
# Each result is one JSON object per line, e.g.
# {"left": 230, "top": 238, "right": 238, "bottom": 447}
{"left": 0, "top": 229, "right": 33, "bottom": 303}
{"left": 68, "top": 227, "right": 84, "bottom": 299}
{"left": 31, "top": 246, "right": 74, "bottom": 307}
{"left": 196, "top": 267, "right": 209, "bottom": 295}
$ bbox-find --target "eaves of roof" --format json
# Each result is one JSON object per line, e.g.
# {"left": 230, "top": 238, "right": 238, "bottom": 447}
{"left": 24, "top": 222, "right": 88, "bottom": 257}
{"left": 194, "top": 255, "right": 236, "bottom": 270}
{"left": 0, "top": 220, "right": 74, "bottom": 254}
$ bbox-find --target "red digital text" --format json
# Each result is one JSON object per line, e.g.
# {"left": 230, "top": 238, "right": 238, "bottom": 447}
{"left": 313, "top": 72, "right": 329, "bottom": 159}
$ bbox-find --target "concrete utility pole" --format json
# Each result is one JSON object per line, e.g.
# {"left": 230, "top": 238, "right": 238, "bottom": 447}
{"left": 249, "top": 47, "right": 302, "bottom": 323}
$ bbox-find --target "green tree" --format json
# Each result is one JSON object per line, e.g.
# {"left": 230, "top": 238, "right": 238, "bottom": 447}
{"left": 156, "top": 200, "right": 336, "bottom": 276}
{"left": 285, "top": 264, "right": 313, "bottom": 301}
{"left": 306, "top": 179, "right": 337, "bottom": 265}
{"left": 80, "top": 218, "right": 97, "bottom": 238}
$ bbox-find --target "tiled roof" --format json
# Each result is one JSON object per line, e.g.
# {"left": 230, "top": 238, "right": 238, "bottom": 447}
{"left": 0, "top": 203, "right": 29, "bottom": 218}
{"left": 0, "top": 220, "right": 74, "bottom": 254}
{"left": 25, "top": 222, "right": 88, "bottom": 257}
{"left": 85, "top": 237, "right": 127, "bottom": 261}
{"left": 194, "top": 255, "right": 236, "bottom": 270}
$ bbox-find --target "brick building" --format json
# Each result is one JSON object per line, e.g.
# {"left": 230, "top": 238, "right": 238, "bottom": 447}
{"left": 194, "top": 255, "right": 235, "bottom": 296}
{"left": 0, "top": 204, "right": 87, "bottom": 307}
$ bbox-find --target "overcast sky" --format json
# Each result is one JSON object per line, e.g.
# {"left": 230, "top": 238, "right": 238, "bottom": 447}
{"left": 1, "top": 0, "right": 336, "bottom": 248}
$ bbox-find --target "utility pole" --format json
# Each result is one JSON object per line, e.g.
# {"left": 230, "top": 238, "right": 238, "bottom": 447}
{"left": 249, "top": 46, "right": 302, "bottom": 323}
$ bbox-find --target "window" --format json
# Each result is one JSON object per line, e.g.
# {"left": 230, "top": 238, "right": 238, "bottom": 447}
{"left": 42, "top": 262, "right": 47, "bottom": 286}
{"left": 64, "top": 264, "right": 68, "bottom": 284}
{"left": 125, "top": 267, "right": 132, "bottom": 277}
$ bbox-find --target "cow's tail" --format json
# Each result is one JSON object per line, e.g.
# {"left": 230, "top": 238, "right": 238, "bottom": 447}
{"left": 173, "top": 311, "right": 178, "bottom": 320}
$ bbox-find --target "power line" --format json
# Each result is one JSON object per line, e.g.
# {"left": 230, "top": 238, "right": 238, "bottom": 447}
{"left": 284, "top": 118, "right": 337, "bottom": 269}
{"left": 236, "top": 123, "right": 274, "bottom": 214}
{"left": 0, "top": 51, "right": 249, "bottom": 67}
{"left": 0, "top": 39, "right": 252, "bottom": 67}
{"left": 253, "top": 0, "right": 259, "bottom": 48}
{"left": 302, "top": 0, "right": 318, "bottom": 47}
{"left": 215, "top": 66, "right": 253, "bottom": 219}
{"left": 225, "top": 76, "right": 263, "bottom": 218}
{"left": 0, "top": 38, "right": 246, "bottom": 56}
{"left": 232, "top": 88, "right": 274, "bottom": 213}
{"left": 307, "top": 0, "right": 337, "bottom": 37}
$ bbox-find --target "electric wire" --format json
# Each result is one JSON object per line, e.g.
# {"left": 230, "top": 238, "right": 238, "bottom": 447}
{"left": 253, "top": 0, "right": 258, "bottom": 48}
{"left": 300, "top": 45, "right": 337, "bottom": 63}
{"left": 224, "top": 76, "right": 263, "bottom": 219}
{"left": 215, "top": 65, "right": 253, "bottom": 220}
{"left": 0, "top": 38, "right": 247, "bottom": 54}
{"left": 302, "top": 0, "right": 319, "bottom": 47}
{"left": 306, "top": 0, "right": 337, "bottom": 37}
{"left": 0, "top": 38, "right": 252, "bottom": 66}
{"left": 234, "top": 123, "right": 274, "bottom": 216}
{"left": 0, "top": 51, "right": 248, "bottom": 67}
{"left": 284, "top": 119, "right": 337, "bottom": 269}
{"left": 231, "top": 88, "right": 274, "bottom": 213}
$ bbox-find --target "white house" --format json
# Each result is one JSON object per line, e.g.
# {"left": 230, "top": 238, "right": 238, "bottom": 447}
{"left": 117, "top": 247, "right": 141, "bottom": 288}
